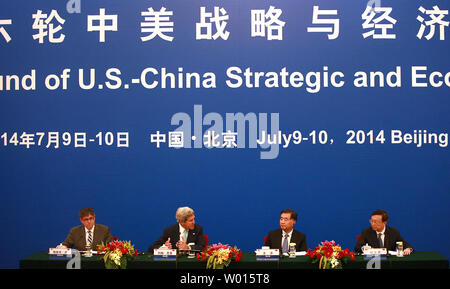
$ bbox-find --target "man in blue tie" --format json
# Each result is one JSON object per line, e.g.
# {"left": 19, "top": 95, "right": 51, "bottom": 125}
{"left": 264, "top": 209, "right": 307, "bottom": 255}
{"left": 355, "top": 209, "right": 413, "bottom": 255}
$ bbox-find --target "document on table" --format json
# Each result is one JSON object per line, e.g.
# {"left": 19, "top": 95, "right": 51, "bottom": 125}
{"left": 282, "top": 251, "right": 307, "bottom": 256}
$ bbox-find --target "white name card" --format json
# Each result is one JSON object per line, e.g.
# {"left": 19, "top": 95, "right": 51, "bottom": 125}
{"left": 49, "top": 248, "right": 72, "bottom": 257}
{"left": 363, "top": 248, "right": 387, "bottom": 256}
{"left": 255, "top": 248, "right": 280, "bottom": 261}
{"left": 154, "top": 248, "right": 177, "bottom": 261}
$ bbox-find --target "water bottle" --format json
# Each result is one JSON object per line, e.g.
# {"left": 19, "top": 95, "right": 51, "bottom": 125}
{"left": 396, "top": 241, "right": 404, "bottom": 257}
{"left": 288, "top": 243, "right": 296, "bottom": 258}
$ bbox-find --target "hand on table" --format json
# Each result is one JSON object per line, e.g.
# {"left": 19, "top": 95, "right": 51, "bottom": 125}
{"left": 403, "top": 248, "right": 413, "bottom": 255}
{"left": 176, "top": 236, "right": 191, "bottom": 250}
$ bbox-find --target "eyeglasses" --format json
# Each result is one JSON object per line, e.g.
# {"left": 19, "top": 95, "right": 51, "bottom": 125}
{"left": 82, "top": 217, "right": 95, "bottom": 222}
{"left": 369, "top": 219, "right": 382, "bottom": 225}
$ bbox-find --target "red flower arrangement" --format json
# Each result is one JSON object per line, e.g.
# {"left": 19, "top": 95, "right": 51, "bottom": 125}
{"left": 97, "top": 237, "right": 138, "bottom": 269}
{"left": 197, "top": 243, "right": 242, "bottom": 269}
{"left": 306, "top": 240, "right": 355, "bottom": 269}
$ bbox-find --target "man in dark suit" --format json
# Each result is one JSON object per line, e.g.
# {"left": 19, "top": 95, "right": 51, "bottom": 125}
{"left": 61, "top": 208, "right": 113, "bottom": 251}
{"left": 148, "top": 207, "right": 206, "bottom": 252}
{"left": 355, "top": 209, "right": 413, "bottom": 255}
{"left": 264, "top": 209, "right": 307, "bottom": 254}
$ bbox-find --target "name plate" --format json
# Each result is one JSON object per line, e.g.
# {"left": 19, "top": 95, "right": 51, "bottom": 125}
{"left": 154, "top": 248, "right": 177, "bottom": 261}
{"left": 363, "top": 248, "right": 387, "bottom": 256}
{"left": 49, "top": 248, "right": 73, "bottom": 259}
{"left": 255, "top": 249, "right": 279, "bottom": 261}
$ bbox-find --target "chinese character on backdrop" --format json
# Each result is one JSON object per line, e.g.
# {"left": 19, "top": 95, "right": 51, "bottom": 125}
{"left": 32, "top": 10, "right": 65, "bottom": 43}
{"left": 251, "top": 6, "right": 285, "bottom": 40}
{"left": 196, "top": 7, "right": 230, "bottom": 40}
{"left": 307, "top": 6, "right": 340, "bottom": 40}
{"left": 87, "top": 8, "right": 118, "bottom": 42}
{"left": 417, "top": 5, "right": 449, "bottom": 40}
{"left": 361, "top": 5, "right": 397, "bottom": 39}
{"left": 141, "top": 7, "right": 174, "bottom": 42}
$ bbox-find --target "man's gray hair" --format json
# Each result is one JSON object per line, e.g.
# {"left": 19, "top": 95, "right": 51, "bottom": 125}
{"left": 176, "top": 207, "right": 194, "bottom": 223}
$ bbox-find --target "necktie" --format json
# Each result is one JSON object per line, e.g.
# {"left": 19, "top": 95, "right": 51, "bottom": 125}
{"left": 183, "top": 230, "right": 188, "bottom": 242}
{"left": 282, "top": 234, "right": 289, "bottom": 253}
{"left": 377, "top": 233, "right": 383, "bottom": 248}
{"left": 87, "top": 230, "right": 93, "bottom": 247}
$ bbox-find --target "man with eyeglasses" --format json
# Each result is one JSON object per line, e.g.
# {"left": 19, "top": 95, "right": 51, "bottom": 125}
{"left": 355, "top": 209, "right": 413, "bottom": 255}
{"left": 60, "top": 208, "right": 113, "bottom": 251}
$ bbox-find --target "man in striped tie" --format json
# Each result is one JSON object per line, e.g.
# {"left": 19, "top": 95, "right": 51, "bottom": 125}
{"left": 61, "top": 208, "right": 113, "bottom": 251}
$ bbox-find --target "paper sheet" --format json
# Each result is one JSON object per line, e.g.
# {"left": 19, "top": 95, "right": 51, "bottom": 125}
{"left": 282, "top": 251, "right": 307, "bottom": 256}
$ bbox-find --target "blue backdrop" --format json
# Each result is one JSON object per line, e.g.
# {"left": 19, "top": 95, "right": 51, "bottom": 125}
{"left": 0, "top": 0, "right": 448, "bottom": 268}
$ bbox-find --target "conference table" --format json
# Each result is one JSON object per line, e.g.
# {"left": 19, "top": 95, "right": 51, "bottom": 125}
{"left": 20, "top": 251, "right": 448, "bottom": 269}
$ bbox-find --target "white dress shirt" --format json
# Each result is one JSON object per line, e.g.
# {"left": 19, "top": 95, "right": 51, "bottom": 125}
{"left": 179, "top": 224, "right": 188, "bottom": 242}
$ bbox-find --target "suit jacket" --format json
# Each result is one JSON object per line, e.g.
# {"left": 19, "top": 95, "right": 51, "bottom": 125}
{"left": 354, "top": 226, "right": 413, "bottom": 253}
{"left": 264, "top": 229, "right": 307, "bottom": 252}
{"left": 148, "top": 223, "right": 206, "bottom": 252}
{"left": 62, "top": 224, "right": 113, "bottom": 251}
